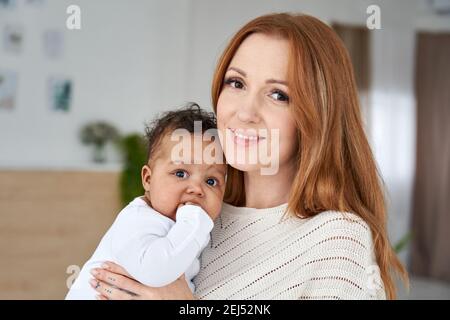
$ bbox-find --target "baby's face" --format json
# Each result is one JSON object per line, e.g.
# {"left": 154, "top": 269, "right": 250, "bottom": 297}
{"left": 142, "top": 133, "right": 226, "bottom": 221}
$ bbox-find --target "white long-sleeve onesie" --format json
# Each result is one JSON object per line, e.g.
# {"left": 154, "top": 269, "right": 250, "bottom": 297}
{"left": 65, "top": 197, "right": 213, "bottom": 300}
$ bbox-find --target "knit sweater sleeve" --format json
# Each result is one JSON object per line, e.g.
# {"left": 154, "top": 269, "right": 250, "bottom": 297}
{"left": 296, "top": 211, "right": 386, "bottom": 300}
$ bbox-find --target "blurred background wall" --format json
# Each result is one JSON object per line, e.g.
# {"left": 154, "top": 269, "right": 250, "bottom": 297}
{"left": 0, "top": 0, "right": 449, "bottom": 299}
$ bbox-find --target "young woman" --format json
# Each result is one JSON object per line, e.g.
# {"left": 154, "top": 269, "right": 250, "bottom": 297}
{"left": 90, "top": 13, "right": 408, "bottom": 300}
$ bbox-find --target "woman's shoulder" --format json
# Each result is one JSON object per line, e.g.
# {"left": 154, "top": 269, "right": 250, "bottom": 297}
{"left": 289, "top": 211, "right": 384, "bottom": 299}
{"left": 289, "top": 210, "right": 376, "bottom": 263}
{"left": 298, "top": 210, "right": 372, "bottom": 241}
{"left": 306, "top": 209, "right": 368, "bottom": 225}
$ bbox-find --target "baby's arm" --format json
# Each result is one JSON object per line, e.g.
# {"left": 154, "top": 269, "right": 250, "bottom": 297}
{"left": 110, "top": 204, "right": 213, "bottom": 287}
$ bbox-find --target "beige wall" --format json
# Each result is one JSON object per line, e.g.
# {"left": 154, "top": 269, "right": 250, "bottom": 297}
{"left": 0, "top": 171, "right": 121, "bottom": 299}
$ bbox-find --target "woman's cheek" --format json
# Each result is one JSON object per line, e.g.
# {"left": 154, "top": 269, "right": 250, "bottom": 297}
{"left": 281, "top": 122, "right": 299, "bottom": 163}
{"left": 216, "top": 95, "right": 232, "bottom": 144}
{"left": 216, "top": 99, "right": 226, "bottom": 128}
{"left": 217, "top": 90, "right": 236, "bottom": 115}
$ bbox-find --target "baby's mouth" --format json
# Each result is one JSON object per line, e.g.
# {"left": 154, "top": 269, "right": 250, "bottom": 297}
{"left": 177, "top": 201, "right": 200, "bottom": 208}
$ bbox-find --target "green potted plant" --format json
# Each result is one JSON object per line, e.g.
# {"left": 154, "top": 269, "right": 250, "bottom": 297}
{"left": 119, "top": 133, "right": 147, "bottom": 206}
{"left": 394, "top": 232, "right": 412, "bottom": 254}
{"left": 80, "top": 121, "right": 120, "bottom": 163}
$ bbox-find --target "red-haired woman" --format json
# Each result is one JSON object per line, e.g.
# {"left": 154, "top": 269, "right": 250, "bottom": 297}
{"left": 91, "top": 13, "right": 408, "bottom": 300}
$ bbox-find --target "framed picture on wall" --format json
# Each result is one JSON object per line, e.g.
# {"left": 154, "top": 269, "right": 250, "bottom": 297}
{"left": 0, "top": 0, "right": 17, "bottom": 10}
{"left": 0, "top": 70, "right": 18, "bottom": 111}
{"left": 3, "top": 24, "right": 24, "bottom": 55}
{"left": 48, "top": 76, "right": 72, "bottom": 112}
{"left": 25, "top": 0, "right": 45, "bottom": 7}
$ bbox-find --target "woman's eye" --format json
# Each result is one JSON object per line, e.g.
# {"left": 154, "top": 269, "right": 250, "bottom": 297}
{"left": 270, "top": 90, "right": 289, "bottom": 103}
{"left": 206, "top": 178, "right": 218, "bottom": 187}
{"left": 174, "top": 170, "right": 188, "bottom": 179}
{"left": 224, "top": 78, "right": 244, "bottom": 89}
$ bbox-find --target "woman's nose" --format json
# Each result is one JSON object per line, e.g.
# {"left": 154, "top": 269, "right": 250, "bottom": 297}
{"left": 237, "top": 95, "right": 261, "bottom": 124}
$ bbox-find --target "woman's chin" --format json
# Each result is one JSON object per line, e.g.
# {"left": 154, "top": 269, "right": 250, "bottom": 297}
{"left": 226, "top": 161, "right": 265, "bottom": 174}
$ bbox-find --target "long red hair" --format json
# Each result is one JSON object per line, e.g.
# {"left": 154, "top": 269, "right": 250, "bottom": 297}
{"left": 211, "top": 13, "right": 408, "bottom": 299}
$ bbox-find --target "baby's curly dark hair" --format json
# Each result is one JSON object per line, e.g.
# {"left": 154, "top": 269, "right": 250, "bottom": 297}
{"left": 144, "top": 103, "right": 217, "bottom": 163}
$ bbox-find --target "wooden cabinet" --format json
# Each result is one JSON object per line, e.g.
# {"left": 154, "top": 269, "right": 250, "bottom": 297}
{"left": 0, "top": 170, "right": 121, "bottom": 299}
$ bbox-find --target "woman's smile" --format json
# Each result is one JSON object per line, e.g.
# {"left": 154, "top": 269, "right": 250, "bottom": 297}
{"left": 228, "top": 127, "right": 266, "bottom": 147}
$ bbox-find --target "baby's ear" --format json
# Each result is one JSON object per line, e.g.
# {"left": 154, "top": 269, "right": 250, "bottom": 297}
{"left": 141, "top": 165, "right": 152, "bottom": 190}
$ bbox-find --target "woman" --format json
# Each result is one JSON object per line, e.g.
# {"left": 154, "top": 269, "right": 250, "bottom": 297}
{"left": 90, "top": 13, "right": 408, "bottom": 299}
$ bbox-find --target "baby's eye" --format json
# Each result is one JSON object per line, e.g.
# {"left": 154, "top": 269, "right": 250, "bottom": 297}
{"left": 270, "top": 90, "right": 289, "bottom": 103}
{"left": 174, "top": 170, "right": 189, "bottom": 179}
{"left": 224, "top": 77, "right": 244, "bottom": 89}
{"left": 206, "top": 178, "right": 218, "bottom": 187}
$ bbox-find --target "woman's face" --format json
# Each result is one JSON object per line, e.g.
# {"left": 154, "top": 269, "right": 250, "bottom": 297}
{"left": 216, "top": 33, "right": 298, "bottom": 175}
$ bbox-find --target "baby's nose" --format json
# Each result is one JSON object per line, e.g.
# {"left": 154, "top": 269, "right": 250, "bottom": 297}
{"left": 186, "top": 182, "right": 204, "bottom": 197}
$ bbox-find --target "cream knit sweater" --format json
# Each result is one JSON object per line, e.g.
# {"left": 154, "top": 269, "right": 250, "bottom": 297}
{"left": 193, "top": 202, "right": 386, "bottom": 300}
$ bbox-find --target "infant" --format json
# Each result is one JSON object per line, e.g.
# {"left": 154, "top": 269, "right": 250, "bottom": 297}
{"left": 66, "top": 104, "right": 226, "bottom": 299}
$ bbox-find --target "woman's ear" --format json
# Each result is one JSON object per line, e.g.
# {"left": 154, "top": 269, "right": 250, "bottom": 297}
{"left": 141, "top": 164, "right": 152, "bottom": 191}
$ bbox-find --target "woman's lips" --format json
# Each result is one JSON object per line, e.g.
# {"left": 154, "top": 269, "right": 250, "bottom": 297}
{"left": 228, "top": 128, "right": 266, "bottom": 147}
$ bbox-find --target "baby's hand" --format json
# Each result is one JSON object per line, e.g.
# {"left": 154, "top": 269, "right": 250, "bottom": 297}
{"left": 177, "top": 202, "right": 217, "bottom": 221}
{"left": 177, "top": 201, "right": 219, "bottom": 221}
{"left": 177, "top": 201, "right": 200, "bottom": 209}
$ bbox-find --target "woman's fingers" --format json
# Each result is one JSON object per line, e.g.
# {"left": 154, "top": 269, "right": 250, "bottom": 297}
{"left": 90, "top": 264, "right": 194, "bottom": 300}
{"left": 90, "top": 268, "right": 143, "bottom": 297}
{"left": 101, "top": 261, "right": 132, "bottom": 278}
{"left": 89, "top": 278, "right": 135, "bottom": 300}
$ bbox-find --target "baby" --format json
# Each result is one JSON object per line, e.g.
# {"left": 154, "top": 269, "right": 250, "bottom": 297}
{"left": 66, "top": 104, "right": 226, "bottom": 299}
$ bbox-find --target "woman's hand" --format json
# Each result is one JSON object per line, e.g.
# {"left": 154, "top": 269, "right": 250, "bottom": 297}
{"left": 90, "top": 261, "right": 196, "bottom": 300}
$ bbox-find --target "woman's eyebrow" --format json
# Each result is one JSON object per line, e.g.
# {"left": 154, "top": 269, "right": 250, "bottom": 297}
{"left": 227, "top": 66, "right": 246, "bottom": 77}
{"left": 228, "top": 67, "right": 288, "bottom": 86}
{"left": 266, "top": 78, "right": 289, "bottom": 86}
